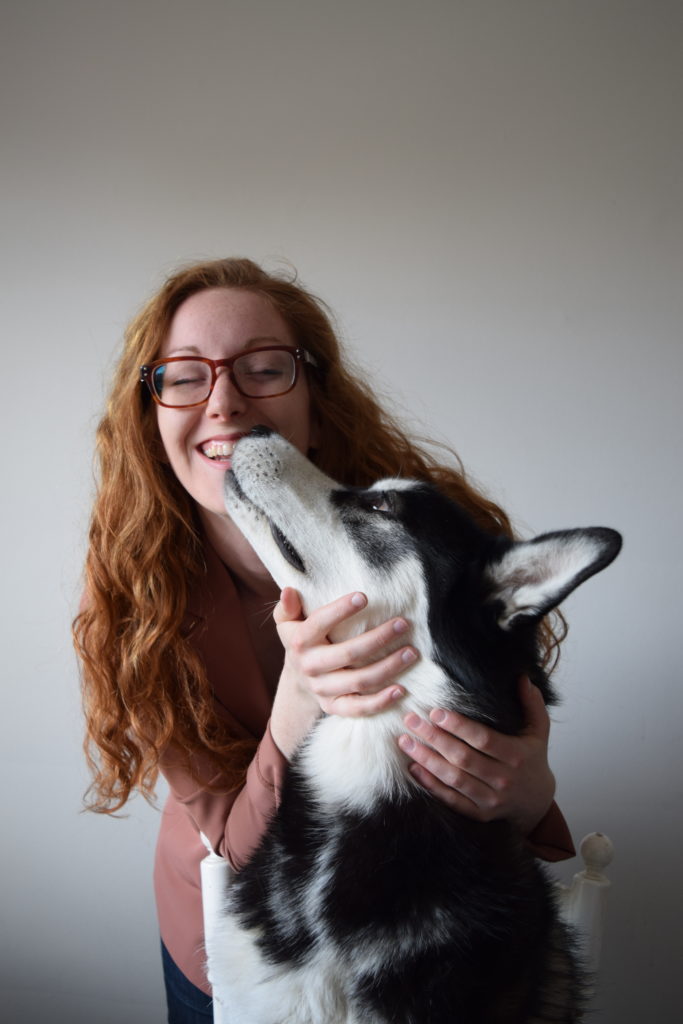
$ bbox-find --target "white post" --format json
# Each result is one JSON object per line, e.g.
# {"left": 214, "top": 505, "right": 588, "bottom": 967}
{"left": 556, "top": 832, "right": 614, "bottom": 986}
{"left": 199, "top": 832, "right": 233, "bottom": 1024}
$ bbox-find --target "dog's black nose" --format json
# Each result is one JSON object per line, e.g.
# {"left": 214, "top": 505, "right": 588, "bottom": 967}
{"left": 249, "top": 425, "right": 274, "bottom": 438}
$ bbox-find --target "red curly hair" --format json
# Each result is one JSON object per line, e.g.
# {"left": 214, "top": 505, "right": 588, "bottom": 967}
{"left": 73, "top": 257, "right": 564, "bottom": 813}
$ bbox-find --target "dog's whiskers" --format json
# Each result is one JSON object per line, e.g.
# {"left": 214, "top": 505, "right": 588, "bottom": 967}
{"left": 257, "top": 599, "right": 279, "bottom": 628}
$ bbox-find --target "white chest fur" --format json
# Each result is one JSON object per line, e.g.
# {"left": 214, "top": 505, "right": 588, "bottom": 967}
{"left": 298, "top": 658, "right": 451, "bottom": 814}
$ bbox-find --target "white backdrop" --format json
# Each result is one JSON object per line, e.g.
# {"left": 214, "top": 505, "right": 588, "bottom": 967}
{"left": 1, "top": 2, "right": 681, "bottom": 1021}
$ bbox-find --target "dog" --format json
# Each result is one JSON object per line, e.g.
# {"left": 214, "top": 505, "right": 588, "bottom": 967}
{"left": 210, "top": 426, "right": 622, "bottom": 1023}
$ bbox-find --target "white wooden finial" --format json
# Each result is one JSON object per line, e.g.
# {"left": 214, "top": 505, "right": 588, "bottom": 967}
{"left": 555, "top": 831, "right": 614, "bottom": 982}
{"left": 580, "top": 832, "right": 614, "bottom": 881}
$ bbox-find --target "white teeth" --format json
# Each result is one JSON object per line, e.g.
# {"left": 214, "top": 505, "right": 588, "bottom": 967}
{"left": 202, "top": 442, "right": 235, "bottom": 460}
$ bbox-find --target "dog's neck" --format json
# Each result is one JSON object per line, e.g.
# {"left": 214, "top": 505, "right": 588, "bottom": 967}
{"left": 295, "top": 657, "right": 454, "bottom": 813}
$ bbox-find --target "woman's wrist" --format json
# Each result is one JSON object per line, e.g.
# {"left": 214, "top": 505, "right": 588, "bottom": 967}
{"left": 514, "top": 770, "right": 556, "bottom": 836}
{"left": 269, "top": 666, "right": 322, "bottom": 759}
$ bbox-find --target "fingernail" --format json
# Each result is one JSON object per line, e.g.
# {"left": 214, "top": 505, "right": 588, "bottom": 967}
{"left": 351, "top": 592, "right": 366, "bottom": 608}
{"left": 404, "top": 712, "right": 421, "bottom": 730}
{"left": 431, "top": 708, "right": 447, "bottom": 725}
{"left": 399, "top": 735, "right": 415, "bottom": 753}
{"left": 401, "top": 648, "right": 417, "bottom": 665}
{"left": 390, "top": 687, "right": 405, "bottom": 701}
{"left": 393, "top": 618, "right": 408, "bottom": 634}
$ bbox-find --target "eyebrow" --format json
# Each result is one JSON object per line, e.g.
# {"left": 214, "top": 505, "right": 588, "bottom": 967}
{"left": 166, "top": 336, "right": 287, "bottom": 357}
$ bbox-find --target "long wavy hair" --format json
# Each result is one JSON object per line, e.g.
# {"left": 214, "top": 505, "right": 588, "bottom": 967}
{"left": 74, "top": 257, "right": 565, "bottom": 813}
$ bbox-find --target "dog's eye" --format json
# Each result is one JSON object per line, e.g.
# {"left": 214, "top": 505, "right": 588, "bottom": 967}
{"left": 370, "top": 492, "right": 392, "bottom": 514}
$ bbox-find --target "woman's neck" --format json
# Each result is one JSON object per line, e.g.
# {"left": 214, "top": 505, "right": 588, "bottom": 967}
{"left": 198, "top": 507, "right": 279, "bottom": 602}
{"left": 198, "top": 507, "right": 284, "bottom": 694}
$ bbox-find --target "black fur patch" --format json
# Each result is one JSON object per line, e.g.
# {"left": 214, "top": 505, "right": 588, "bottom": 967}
{"left": 331, "top": 488, "right": 412, "bottom": 569}
{"left": 395, "top": 486, "right": 555, "bottom": 732}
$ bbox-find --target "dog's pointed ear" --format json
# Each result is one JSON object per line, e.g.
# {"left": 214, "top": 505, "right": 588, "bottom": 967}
{"left": 487, "top": 528, "right": 622, "bottom": 630}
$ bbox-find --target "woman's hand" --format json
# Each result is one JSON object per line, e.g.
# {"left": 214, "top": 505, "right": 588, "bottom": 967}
{"left": 269, "top": 587, "right": 418, "bottom": 757}
{"left": 398, "top": 677, "right": 556, "bottom": 835}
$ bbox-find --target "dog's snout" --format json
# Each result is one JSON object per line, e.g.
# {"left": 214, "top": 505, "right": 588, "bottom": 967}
{"left": 249, "top": 425, "right": 274, "bottom": 439}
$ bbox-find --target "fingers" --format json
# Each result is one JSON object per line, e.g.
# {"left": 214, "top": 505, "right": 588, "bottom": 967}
{"left": 398, "top": 687, "right": 556, "bottom": 828}
{"left": 416, "top": 679, "right": 550, "bottom": 759}
{"left": 397, "top": 720, "right": 516, "bottom": 822}
{"left": 273, "top": 586, "right": 304, "bottom": 623}
{"left": 405, "top": 762, "right": 490, "bottom": 817}
{"left": 295, "top": 616, "right": 414, "bottom": 677}
{"left": 399, "top": 712, "right": 510, "bottom": 792}
{"left": 399, "top": 724, "right": 501, "bottom": 817}
{"left": 276, "top": 590, "right": 417, "bottom": 679}
{"left": 324, "top": 681, "right": 407, "bottom": 718}
{"left": 274, "top": 589, "right": 419, "bottom": 718}
{"left": 419, "top": 707, "right": 520, "bottom": 767}
{"left": 338, "top": 616, "right": 411, "bottom": 667}
{"left": 312, "top": 645, "right": 417, "bottom": 703}
{"left": 274, "top": 589, "right": 366, "bottom": 636}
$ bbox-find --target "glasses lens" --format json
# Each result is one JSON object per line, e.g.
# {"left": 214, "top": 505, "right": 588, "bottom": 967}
{"left": 152, "top": 360, "right": 212, "bottom": 406}
{"left": 233, "top": 350, "right": 296, "bottom": 397}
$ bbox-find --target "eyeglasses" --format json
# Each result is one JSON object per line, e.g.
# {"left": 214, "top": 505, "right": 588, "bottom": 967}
{"left": 140, "top": 346, "right": 318, "bottom": 408}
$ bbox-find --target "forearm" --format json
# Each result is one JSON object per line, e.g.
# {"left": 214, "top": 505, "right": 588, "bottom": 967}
{"left": 269, "top": 666, "right": 322, "bottom": 758}
{"left": 159, "top": 724, "right": 288, "bottom": 870}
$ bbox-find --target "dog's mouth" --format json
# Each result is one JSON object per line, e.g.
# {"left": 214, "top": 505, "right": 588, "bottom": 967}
{"left": 228, "top": 470, "right": 306, "bottom": 574}
{"left": 269, "top": 520, "right": 306, "bottom": 573}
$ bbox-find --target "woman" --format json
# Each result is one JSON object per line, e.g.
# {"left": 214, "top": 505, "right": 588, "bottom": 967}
{"left": 74, "top": 257, "right": 574, "bottom": 1022}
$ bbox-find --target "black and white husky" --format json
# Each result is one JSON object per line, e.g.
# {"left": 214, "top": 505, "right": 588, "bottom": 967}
{"left": 213, "top": 426, "right": 621, "bottom": 1024}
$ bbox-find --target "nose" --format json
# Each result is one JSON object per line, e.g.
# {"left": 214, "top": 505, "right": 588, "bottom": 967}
{"left": 205, "top": 367, "right": 248, "bottom": 419}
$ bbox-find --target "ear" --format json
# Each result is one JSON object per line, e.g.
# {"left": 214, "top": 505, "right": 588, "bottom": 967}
{"left": 487, "top": 528, "right": 622, "bottom": 630}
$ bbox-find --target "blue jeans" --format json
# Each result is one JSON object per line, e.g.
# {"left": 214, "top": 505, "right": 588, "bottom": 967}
{"left": 161, "top": 941, "right": 214, "bottom": 1023}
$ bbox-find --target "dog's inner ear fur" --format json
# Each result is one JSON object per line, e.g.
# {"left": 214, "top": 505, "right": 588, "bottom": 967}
{"left": 487, "top": 528, "right": 621, "bottom": 630}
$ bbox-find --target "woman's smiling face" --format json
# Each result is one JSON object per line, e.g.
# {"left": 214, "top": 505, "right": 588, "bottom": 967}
{"left": 155, "top": 287, "right": 317, "bottom": 521}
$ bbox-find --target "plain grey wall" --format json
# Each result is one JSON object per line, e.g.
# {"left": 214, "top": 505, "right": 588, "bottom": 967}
{"left": 2, "top": 2, "right": 681, "bottom": 1021}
